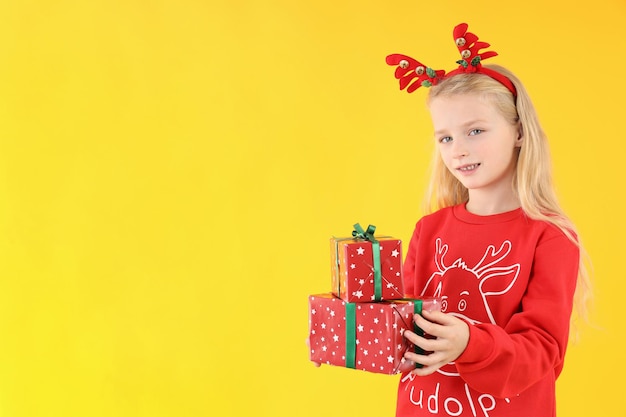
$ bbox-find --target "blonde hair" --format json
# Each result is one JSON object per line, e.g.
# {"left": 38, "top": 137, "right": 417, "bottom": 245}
{"left": 423, "top": 65, "right": 592, "bottom": 337}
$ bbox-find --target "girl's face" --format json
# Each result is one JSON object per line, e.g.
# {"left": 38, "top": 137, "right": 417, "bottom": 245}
{"left": 429, "top": 93, "right": 522, "bottom": 206}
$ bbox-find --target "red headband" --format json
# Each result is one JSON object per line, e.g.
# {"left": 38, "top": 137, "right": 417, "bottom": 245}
{"left": 386, "top": 23, "right": 517, "bottom": 97}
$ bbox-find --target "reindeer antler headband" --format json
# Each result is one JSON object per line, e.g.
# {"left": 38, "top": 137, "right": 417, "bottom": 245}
{"left": 386, "top": 23, "right": 517, "bottom": 97}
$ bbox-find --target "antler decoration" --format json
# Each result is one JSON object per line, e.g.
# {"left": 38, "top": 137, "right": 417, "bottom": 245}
{"left": 451, "top": 23, "right": 497, "bottom": 71}
{"left": 384, "top": 55, "right": 446, "bottom": 93}
{"left": 386, "top": 23, "right": 516, "bottom": 97}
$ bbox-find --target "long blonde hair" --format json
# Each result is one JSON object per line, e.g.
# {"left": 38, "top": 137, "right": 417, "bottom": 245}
{"left": 423, "top": 65, "right": 592, "bottom": 336}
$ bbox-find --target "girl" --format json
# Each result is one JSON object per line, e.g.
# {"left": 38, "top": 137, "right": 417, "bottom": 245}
{"left": 386, "top": 23, "right": 591, "bottom": 417}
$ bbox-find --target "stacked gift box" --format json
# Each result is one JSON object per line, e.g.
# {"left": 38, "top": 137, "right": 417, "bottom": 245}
{"left": 308, "top": 223, "right": 439, "bottom": 375}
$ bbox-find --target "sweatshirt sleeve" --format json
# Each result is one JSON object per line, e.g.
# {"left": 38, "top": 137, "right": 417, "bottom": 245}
{"left": 454, "top": 231, "right": 579, "bottom": 398}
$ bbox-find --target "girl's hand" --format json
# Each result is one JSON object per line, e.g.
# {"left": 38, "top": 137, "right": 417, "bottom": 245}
{"left": 402, "top": 309, "right": 469, "bottom": 376}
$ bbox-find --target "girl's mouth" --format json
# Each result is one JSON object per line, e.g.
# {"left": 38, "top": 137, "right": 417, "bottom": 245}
{"left": 458, "top": 163, "right": 480, "bottom": 172}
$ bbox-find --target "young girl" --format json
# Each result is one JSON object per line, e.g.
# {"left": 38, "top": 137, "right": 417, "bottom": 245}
{"left": 386, "top": 23, "right": 591, "bottom": 417}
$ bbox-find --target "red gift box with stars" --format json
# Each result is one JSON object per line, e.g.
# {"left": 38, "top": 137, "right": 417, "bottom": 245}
{"left": 308, "top": 293, "right": 440, "bottom": 375}
{"left": 331, "top": 233, "right": 404, "bottom": 302}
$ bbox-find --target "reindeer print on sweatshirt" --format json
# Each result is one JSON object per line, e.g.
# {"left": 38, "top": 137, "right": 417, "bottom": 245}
{"left": 419, "top": 238, "right": 520, "bottom": 378}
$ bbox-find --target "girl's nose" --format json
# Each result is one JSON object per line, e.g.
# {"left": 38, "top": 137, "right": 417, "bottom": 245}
{"left": 451, "top": 139, "right": 469, "bottom": 158}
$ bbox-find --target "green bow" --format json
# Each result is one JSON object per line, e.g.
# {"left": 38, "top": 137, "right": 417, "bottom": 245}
{"left": 352, "top": 223, "right": 377, "bottom": 240}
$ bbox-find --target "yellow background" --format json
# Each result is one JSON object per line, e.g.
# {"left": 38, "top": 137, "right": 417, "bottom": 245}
{"left": 0, "top": 1, "right": 623, "bottom": 416}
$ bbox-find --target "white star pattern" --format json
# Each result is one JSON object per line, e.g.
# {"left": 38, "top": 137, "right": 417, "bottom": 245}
{"left": 339, "top": 239, "right": 403, "bottom": 302}
{"left": 308, "top": 288, "right": 414, "bottom": 375}
{"left": 359, "top": 279, "right": 365, "bottom": 285}
{"left": 354, "top": 290, "right": 363, "bottom": 299}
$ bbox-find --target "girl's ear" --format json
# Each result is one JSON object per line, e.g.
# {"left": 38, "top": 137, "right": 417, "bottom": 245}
{"left": 516, "top": 125, "right": 524, "bottom": 146}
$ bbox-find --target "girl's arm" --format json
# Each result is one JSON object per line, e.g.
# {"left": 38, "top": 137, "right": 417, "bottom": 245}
{"left": 452, "top": 233, "right": 579, "bottom": 397}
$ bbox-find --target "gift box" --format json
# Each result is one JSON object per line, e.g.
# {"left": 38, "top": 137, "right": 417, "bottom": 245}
{"left": 308, "top": 293, "right": 441, "bottom": 375}
{"left": 331, "top": 224, "right": 403, "bottom": 302}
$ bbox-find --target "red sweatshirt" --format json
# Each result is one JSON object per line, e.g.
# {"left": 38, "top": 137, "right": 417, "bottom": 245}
{"left": 396, "top": 204, "right": 579, "bottom": 417}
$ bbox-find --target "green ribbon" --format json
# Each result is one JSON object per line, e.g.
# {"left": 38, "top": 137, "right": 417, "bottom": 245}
{"left": 346, "top": 300, "right": 425, "bottom": 371}
{"left": 412, "top": 299, "right": 425, "bottom": 369}
{"left": 345, "top": 302, "right": 356, "bottom": 369}
{"left": 352, "top": 223, "right": 382, "bottom": 301}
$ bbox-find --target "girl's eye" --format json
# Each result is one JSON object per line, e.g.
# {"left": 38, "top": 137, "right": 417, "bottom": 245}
{"left": 439, "top": 136, "right": 452, "bottom": 143}
{"left": 469, "top": 129, "right": 483, "bottom": 136}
